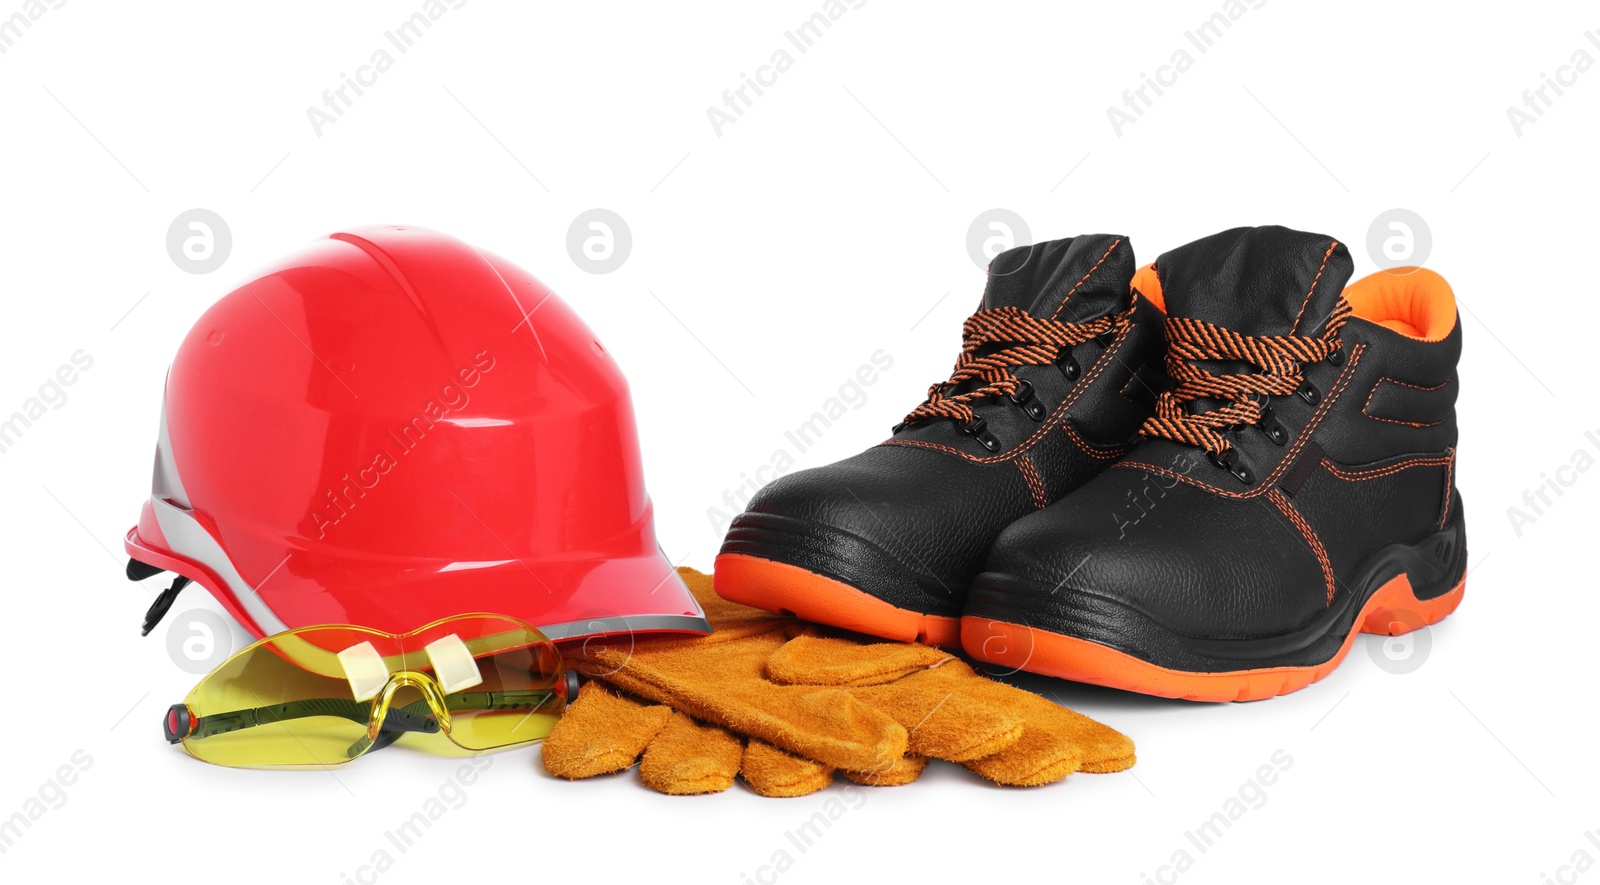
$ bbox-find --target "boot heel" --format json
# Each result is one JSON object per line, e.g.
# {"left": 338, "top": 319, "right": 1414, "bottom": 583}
{"left": 1358, "top": 572, "right": 1466, "bottom": 636}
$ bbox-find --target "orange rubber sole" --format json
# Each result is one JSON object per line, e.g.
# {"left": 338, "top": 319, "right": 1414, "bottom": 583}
{"left": 961, "top": 572, "right": 1465, "bottom": 702}
{"left": 714, "top": 553, "right": 962, "bottom": 647}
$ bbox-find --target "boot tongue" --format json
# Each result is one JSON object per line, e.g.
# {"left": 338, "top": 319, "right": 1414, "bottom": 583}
{"left": 982, "top": 234, "right": 1134, "bottom": 322}
{"left": 1152, "top": 226, "right": 1353, "bottom": 338}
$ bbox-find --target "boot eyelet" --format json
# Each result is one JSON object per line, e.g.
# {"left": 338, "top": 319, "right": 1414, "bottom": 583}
{"left": 1327, "top": 345, "right": 1345, "bottom": 367}
{"left": 962, "top": 417, "right": 1002, "bottom": 452}
{"left": 1296, "top": 381, "right": 1321, "bottom": 405}
{"left": 1207, "top": 449, "right": 1253, "bottom": 485}
{"left": 1059, "top": 355, "right": 1080, "bottom": 381}
{"left": 892, "top": 421, "right": 909, "bottom": 434}
{"left": 1008, "top": 380, "right": 1048, "bottom": 422}
{"left": 1256, "top": 406, "right": 1289, "bottom": 446}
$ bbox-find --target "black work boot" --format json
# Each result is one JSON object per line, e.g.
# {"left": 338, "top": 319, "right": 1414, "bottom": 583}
{"left": 963, "top": 226, "right": 1467, "bottom": 699}
{"left": 716, "top": 235, "right": 1167, "bottom": 645}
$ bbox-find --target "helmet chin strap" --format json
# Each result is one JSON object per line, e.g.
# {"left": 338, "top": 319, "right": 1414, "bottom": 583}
{"left": 136, "top": 570, "right": 190, "bottom": 636}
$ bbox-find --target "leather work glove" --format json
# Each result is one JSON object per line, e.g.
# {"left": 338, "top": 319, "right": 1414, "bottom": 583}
{"left": 543, "top": 569, "right": 1134, "bottom": 792}
{"left": 542, "top": 680, "right": 929, "bottom": 796}
{"left": 542, "top": 680, "right": 840, "bottom": 796}
{"left": 765, "top": 635, "right": 1135, "bottom": 785}
{"left": 544, "top": 570, "right": 926, "bottom": 793}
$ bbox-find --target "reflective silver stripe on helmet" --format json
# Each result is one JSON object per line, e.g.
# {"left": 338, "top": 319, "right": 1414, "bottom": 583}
{"left": 536, "top": 614, "right": 713, "bottom": 642}
{"left": 149, "top": 497, "right": 290, "bottom": 635}
{"left": 152, "top": 401, "right": 191, "bottom": 509}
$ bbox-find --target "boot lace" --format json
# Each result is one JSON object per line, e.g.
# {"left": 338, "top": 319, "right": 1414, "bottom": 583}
{"left": 902, "top": 305, "right": 1132, "bottom": 428}
{"left": 1139, "top": 300, "right": 1352, "bottom": 457}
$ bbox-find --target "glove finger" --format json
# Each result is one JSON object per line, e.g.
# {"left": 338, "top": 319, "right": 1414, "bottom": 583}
{"left": 542, "top": 682, "right": 672, "bottom": 780}
{"left": 845, "top": 672, "right": 1025, "bottom": 763}
{"left": 571, "top": 573, "right": 912, "bottom": 774}
{"left": 741, "top": 739, "right": 833, "bottom": 798}
{"left": 639, "top": 712, "right": 744, "bottom": 795}
{"left": 767, "top": 636, "right": 1025, "bottom": 762}
{"left": 588, "top": 635, "right": 909, "bottom": 774}
{"left": 964, "top": 727, "right": 1081, "bottom": 786}
{"left": 1055, "top": 707, "right": 1136, "bottom": 774}
{"left": 1080, "top": 748, "right": 1138, "bottom": 774}
{"left": 842, "top": 754, "right": 928, "bottom": 787}
{"left": 766, "top": 635, "right": 951, "bottom": 687}
{"left": 957, "top": 668, "right": 1136, "bottom": 785}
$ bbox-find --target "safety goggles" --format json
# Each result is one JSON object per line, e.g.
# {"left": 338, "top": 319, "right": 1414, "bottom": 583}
{"left": 163, "top": 613, "right": 575, "bottom": 768}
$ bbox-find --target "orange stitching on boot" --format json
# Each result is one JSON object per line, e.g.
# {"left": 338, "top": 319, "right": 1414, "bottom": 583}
{"left": 1117, "top": 344, "right": 1366, "bottom": 499}
{"left": 1319, "top": 454, "right": 1453, "bottom": 482}
{"left": 882, "top": 320, "right": 1135, "bottom": 464}
{"left": 1049, "top": 238, "right": 1123, "bottom": 321}
{"left": 1362, "top": 376, "right": 1448, "bottom": 428}
{"left": 1062, "top": 422, "right": 1125, "bottom": 461}
{"left": 1440, "top": 446, "right": 1456, "bottom": 529}
{"left": 1269, "top": 489, "right": 1335, "bottom": 604}
{"left": 1290, "top": 240, "right": 1340, "bottom": 335}
{"left": 1015, "top": 456, "right": 1049, "bottom": 509}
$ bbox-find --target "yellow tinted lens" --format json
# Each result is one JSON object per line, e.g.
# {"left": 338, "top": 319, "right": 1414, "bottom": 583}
{"left": 179, "top": 628, "right": 384, "bottom": 768}
{"left": 175, "top": 617, "right": 566, "bottom": 765}
{"left": 418, "top": 618, "right": 565, "bottom": 751}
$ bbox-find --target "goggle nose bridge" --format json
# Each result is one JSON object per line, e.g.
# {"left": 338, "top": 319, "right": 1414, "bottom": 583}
{"left": 367, "top": 670, "right": 455, "bottom": 740}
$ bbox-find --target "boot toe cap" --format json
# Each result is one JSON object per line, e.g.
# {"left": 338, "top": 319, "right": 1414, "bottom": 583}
{"left": 719, "top": 448, "right": 994, "bottom": 617}
{"left": 967, "top": 472, "right": 1332, "bottom": 643}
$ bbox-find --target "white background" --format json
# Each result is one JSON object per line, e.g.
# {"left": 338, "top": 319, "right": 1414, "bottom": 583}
{"left": 1, "top": 2, "right": 1594, "bottom": 882}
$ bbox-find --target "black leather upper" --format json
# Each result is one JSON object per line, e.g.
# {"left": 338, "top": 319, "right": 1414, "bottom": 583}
{"left": 969, "top": 226, "right": 1466, "bottom": 665}
{"left": 983, "top": 235, "right": 1135, "bottom": 322}
{"left": 720, "top": 234, "right": 1167, "bottom": 616}
{"left": 1153, "top": 225, "right": 1349, "bottom": 338}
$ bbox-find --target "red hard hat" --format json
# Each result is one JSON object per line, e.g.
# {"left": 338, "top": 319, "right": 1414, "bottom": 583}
{"left": 125, "top": 226, "right": 709, "bottom": 641}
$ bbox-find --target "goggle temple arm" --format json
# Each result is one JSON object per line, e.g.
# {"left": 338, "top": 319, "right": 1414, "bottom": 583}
{"left": 162, "top": 686, "right": 571, "bottom": 757}
{"left": 162, "top": 698, "right": 441, "bottom": 759}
